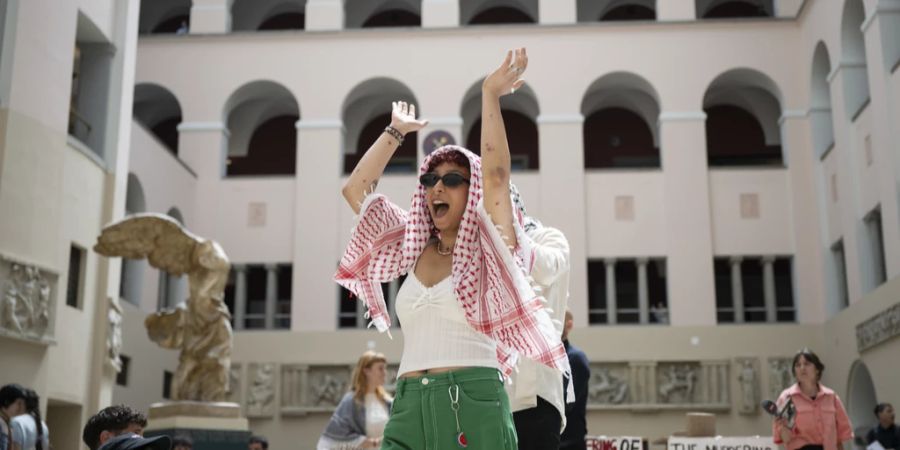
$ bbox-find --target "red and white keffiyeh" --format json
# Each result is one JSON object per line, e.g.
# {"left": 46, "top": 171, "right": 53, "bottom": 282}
{"left": 334, "top": 145, "right": 570, "bottom": 379}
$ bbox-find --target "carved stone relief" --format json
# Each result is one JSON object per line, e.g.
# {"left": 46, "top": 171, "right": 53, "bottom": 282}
{"left": 768, "top": 358, "right": 793, "bottom": 401}
{"left": 306, "top": 366, "right": 352, "bottom": 408}
{"left": 0, "top": 258, "right": 56, "bottom": 341}
{"left": 735, "top": 358, "right": 759, "bottom": 414}
{"left": 588, "top": 363, "right": 630, "bottom": 404}
{"left": 246, "top": 363, "right": 277, "bottom": 417}
{"left": 657, "top": 363, "right": 699, "bottom": 404}
{"left": 235, "top": 358, "right": 746, "bottom": 417}
{"left": 856, "top": 302, "right": 900, "bottom": 352}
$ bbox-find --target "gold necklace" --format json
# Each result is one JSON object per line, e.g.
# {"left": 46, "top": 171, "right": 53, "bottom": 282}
{"left": 436, "top": 240, "right": 453, "bottom": 256}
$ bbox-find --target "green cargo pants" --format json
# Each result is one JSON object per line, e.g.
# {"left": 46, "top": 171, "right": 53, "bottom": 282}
{"left": 382, "top": 367, "right": 518, "bottom": 450}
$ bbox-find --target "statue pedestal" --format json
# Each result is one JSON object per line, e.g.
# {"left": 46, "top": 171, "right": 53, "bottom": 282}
{"left": 144, "top": 401, "right": 250, "bottom": 450}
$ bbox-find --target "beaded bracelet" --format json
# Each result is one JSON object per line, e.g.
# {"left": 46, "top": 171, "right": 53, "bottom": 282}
{"left": 383, "top": 126, "right": 405, "bottom": 146}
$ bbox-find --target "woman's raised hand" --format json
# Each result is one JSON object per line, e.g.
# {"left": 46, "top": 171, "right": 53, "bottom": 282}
{"left": 482, "top": 47, "right": 528, "bottom": 98}
{"left": 390, "top": 101, "right": 429, "bottom": 135}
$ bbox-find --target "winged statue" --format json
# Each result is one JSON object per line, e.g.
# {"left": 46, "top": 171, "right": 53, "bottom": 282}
{"left": 94, "top": 213, "right": 233, "bottom": 402}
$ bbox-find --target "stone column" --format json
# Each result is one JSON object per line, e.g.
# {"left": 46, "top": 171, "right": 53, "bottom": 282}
{"left": 305, "top": 0, "right": 343, "bottom": 31}
{"left": 539, "top": 0, "right": 576, "bottom": 24}
{"left": 637, "top": 258, "right": 649, "bottom": 324}
{"left": 190, "top": 0, "right": 230, "bottom": 33}
{"left": 780, "top": 110, "right": 827, "bottom": 324}
{"left": 265, "top": 264, "right": 279, "bottom": 330}
{"left": 659, "top": 112, "right": 717, "bottom": 325}
{"left": 537, "top": 114, "right": 588, "bottom": 326}
{"left": 422, "top": 0, "right": 459, "bottom": 28}
{"left": 730, "top": 256, "right": 744, "bottom": 323}
{"left": 657, "top": 0, "right": 696, "bottom": 21}
{"left": 293, "top": 119, "right": 343, "bottom": 331}
{"left": 605, "top": 258, "right": 617, "bottom": 324}
{"left": 762, "top": 256, "right": 777, "bottom": 323}
{"left": 233, "top": 264, "right": 247, "bottom": 330}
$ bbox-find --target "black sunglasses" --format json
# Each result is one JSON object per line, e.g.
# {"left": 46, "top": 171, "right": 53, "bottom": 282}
{"left": 419, "top": 172, "right": 470, "bottom": 188}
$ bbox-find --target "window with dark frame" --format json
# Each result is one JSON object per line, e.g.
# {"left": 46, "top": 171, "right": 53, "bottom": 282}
{"left": 116, "top": 355, "right": 131, "bottom": 386}
{"left": 66, "top": 245, "right": 85, "bottom": 308}
{"left": 588, "top": 258, "right": 668, "bottom": 325}
{"left": 714, "top": 256, "right": 795, "bottom": 324}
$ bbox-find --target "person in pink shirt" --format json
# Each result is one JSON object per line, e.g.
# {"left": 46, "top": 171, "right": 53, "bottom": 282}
{"left": 773, "top": 348, "right": 854, "bottom": 450}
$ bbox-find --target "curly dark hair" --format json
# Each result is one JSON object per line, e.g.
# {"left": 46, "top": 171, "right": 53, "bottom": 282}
{"left": 82, "top": 405, "right": 148, "bottom": 450}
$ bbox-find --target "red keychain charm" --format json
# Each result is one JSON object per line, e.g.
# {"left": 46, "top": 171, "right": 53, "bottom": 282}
{"left": 449, "top": 385, "right": 468, "bottom": 448}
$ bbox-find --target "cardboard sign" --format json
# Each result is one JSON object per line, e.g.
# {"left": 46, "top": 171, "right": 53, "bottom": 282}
{"left": 585, "top": 436, "right": 644, "bottom": 450}
{"left": 668, "top": 436, "right": 777, "bottom": 450}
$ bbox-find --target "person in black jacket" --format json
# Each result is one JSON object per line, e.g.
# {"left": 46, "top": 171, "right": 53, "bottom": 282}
{"left": 560, "top": 309, "right": 590, "bottom": 450}
{"left": 867, "top": 403, "right": 899, "bottom": 450}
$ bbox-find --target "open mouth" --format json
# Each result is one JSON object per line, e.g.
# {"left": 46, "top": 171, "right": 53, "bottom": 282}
{"left": 432, "top": 200, "right": 450, "bottom": 219}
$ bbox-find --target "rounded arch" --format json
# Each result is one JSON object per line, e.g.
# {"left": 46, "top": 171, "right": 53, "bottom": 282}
{"left": 231, "top": 0, "right": 306, "bottom": 31}
{"left": 461, "top": 79, "right": 540, "bottom": 170}
{"left": 460, "top": 0, "right": 537, "bottom": 25}
{"left": 696, "top": 0, "right": 773, "bottom": 18}
{"left": 847, "top": 360, "right": 878, "bottom": 440}
{"left": 345, "top": 0, "right": 421, "bottom": 28}
{"left": 126, "top": 173, "right": 147, "bottom": 214}
{"left": 223, "top": 80, "right": 300, "bottom": 176}
{"left": 703, "top": 68, "right": 783, "bottom": 167}
{"left": 342, "top": 78, "right": 419, "bottom": 174}
{"left": 139, "top": 0, "right": 191, "bottom": 34}
{"left": 581, "top": 72, "right": 660, "bottom": 169}
{"left": 134, "top": 83, "right": 182, "bottom": 155}
{"left": 840, "top": 0, "right": 871, "bottom": 120}
{"left": 577, "top": 0, "right": 656, "bottom": 22}
{"left": 166, "top": 207, "right": 184, "bottom": 225}
{"left": 810, "top": 41, "right": 835, "bottom": 158}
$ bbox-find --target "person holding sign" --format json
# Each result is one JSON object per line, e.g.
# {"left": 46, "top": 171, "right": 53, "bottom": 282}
{"left": 772, "top": 348, "right": 853, "bottom": 450}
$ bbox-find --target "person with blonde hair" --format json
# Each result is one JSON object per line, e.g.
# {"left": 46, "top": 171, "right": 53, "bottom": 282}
{"left": 317, "top": 350, "right": 392, "bottom": 449}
